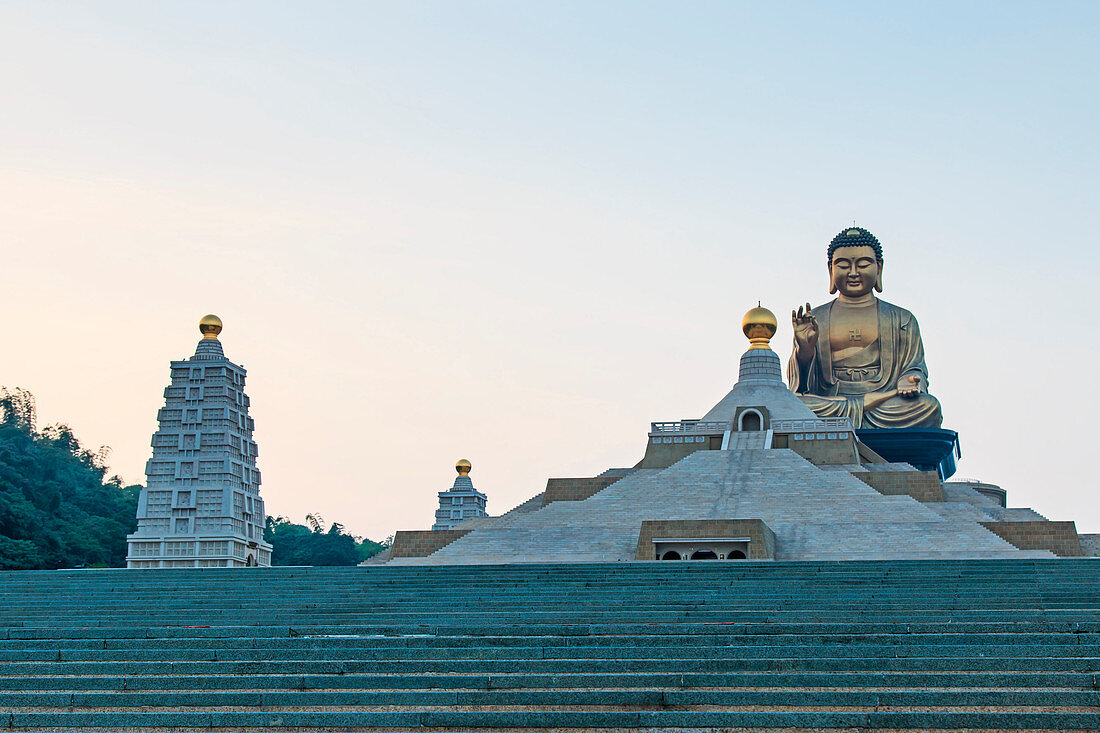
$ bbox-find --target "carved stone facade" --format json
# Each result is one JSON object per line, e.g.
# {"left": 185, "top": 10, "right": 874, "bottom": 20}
{"left": 126, "top": 318, "right": 271, "bottom": 568}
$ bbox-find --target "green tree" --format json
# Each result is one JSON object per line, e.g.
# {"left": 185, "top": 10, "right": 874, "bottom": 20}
{"left": 356, "top": 537, "right": 387, "bottom": 563}
{"left": 0, "top": 388, "right": 141, "bottom": 569}
{"left": 264, "top": 515, "right": 388, "bottom": 566}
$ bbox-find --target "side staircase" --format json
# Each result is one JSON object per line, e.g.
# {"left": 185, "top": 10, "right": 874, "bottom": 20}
{"left": 0, "top": 559, "right": 1097, "bottom": 731}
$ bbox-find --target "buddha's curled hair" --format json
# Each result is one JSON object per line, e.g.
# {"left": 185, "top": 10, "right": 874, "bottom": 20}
{"left": 828, "top": 227, "right": 883, "bottom": 264}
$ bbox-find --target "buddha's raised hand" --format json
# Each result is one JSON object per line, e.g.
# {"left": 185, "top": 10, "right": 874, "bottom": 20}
{"left": 792, "top": 303, "right": 818, "bottom": 358}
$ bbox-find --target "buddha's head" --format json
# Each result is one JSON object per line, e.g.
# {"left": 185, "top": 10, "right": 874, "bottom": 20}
{"left": 827, "top": 227, "right": 883, "bottom": 296}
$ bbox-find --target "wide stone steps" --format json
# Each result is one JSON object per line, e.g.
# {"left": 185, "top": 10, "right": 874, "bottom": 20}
{"left": 0, "top": 560, "right": 1096, "bottom": 731}
{"left": 1, "top": 636, "right": 1096, "bottom": 653}
{"left": 4, "top": 641, "right": 1098, "bottom": 658}
{"left": 3, "top": 670, "right": 1096, "bottom": 691}
{"left": 3, "top": 689, "right": 1099, "bottom": 707}
{"left": 3, "top": 659, "right": 1095, "bottom": 676}
{"left": 4, "top": 710, "right": 1100, "bottom": 730}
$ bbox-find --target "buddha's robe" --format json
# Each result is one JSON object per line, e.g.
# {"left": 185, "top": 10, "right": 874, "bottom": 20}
{"left": 786, "top": 298, "right": 942, "bottom": 429}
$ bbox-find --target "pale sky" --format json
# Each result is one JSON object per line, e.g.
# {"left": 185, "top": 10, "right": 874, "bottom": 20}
{"left": 1, "top": 1, "right": 1097, "bottom": 538}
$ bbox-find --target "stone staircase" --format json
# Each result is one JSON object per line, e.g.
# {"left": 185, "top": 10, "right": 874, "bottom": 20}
{"left": 402, "top": 449, "right": 1049, "bottom": 565}
{"left": 0, "top": 560, "right": 1097, "bottom": 730}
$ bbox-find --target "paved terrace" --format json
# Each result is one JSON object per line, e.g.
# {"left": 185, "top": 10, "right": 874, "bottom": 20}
{"left": 0, "top": 560, "right": 1097, "bottom": 731}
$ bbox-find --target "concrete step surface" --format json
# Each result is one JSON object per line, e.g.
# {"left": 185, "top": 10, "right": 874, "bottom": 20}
{"left": 0, "top": 559, "right": 1096, "bottom": 731}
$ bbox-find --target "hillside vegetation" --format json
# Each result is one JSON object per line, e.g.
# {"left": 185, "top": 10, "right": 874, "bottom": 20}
{"left": 0, "top": 388, "right": 140, "bottom": 569}
{"left": 265, "top": 515, "right": 388, "bottom": 566}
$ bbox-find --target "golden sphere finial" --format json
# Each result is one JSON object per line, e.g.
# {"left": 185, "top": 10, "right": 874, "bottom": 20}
{"left": 455, "top": 459, "right": 472, "bottom": 476}
{"left": 741, "top": 304, "right": 777, "bottom": 350}
{"left": 199, "top": 314, "right": 223, "bottom": 340}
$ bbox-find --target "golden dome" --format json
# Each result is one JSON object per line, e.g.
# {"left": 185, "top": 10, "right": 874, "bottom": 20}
{"left": 199, "top": 314, "right": 223, "bottom": 340}
{"left": 742, "top": 305, "right": 777, "bottom": 350}
{"left": 455, "top": 459, "right": 472, "bottom": 476}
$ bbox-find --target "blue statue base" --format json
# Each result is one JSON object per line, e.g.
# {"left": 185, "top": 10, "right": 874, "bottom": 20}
{"left": 854, "top": 428, "right": 960, "bottom": 480}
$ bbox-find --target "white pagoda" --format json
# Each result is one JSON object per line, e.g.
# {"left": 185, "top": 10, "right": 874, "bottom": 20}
{"left": 126, "top": 315, "right": 272, "bottom": 568}
{"left": 432, "top": 459, "right": 488, "bottom": 530}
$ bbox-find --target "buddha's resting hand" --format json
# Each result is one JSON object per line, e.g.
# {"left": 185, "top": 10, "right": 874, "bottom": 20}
{"left": 792, "top": 302, "right": 818, "bottom": 362}
{"left": 897, "top": 374, "right": 922, "bottom": 398}
{"left": 862, "top": 389, "right": 899, "bottom": 412}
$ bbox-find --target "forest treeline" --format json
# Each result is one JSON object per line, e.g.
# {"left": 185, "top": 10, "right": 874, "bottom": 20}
{"left": 0, "top": 388, "right": 140, "bottom": 569}
{"left": 0, "top": 388, "right": 387, "bottom": 569}
{"left": 265, "top": 515, "right": 388, "bottom": 565}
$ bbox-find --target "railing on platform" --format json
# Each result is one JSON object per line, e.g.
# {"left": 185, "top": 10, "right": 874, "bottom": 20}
{"left": 771, "top": 417, "right": 853, "bottom": 433}
{"left": 650, "top": 420, "right": 729, "bottom": 436}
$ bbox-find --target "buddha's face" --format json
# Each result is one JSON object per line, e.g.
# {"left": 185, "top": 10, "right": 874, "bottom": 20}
{"left": 829, "top": 245, "right": 882, "bottom": 297}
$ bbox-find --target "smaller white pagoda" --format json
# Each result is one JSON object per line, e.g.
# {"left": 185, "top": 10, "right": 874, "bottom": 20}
{"left": 432, "top": 460, "right": 488, "bottom": 530}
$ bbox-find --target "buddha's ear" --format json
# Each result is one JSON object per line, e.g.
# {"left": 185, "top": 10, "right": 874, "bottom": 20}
{"left": 875, "top": 261, "right": 884, "bottom": 293}
{"left": 828, "top": 264, "right": 837, "bottom": 294}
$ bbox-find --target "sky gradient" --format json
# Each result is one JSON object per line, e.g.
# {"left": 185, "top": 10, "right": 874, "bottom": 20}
{"left": 1, "top": 1, "right": 1097, "bottom": 538}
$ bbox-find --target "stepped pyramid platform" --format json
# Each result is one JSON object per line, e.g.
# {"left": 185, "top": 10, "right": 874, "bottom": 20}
{"left": 397, "top": 449, "right": 1047, "bottom": 565}
{"left": 389, "top": 314, "right": 1090, "bottom": 566}
{"left": 0, "top": 560, "right": 1097, "bottom": 731}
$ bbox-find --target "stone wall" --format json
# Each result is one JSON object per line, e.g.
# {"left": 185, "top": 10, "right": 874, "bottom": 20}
{"left": 634, "top": 439, "right": 719, "bottom": 469}
{"left": 772, "top": 434, "right": 859, "bottom": 465}
{"left": 542, "top": 477, "right": 622, "bottom": 505}
{"left": 852, "top": 469, "right": 945, "bottom": 502}
{"left": 978, "top": 521, "right": 1085, "bottom": 557}
{"left": 790, "top": 438, "right": 858, "bottom": 465}
{"left": 390, "top": 529, "right": 472, "bottom": 558}
{"left": 1080, "top": 534, "right": 1100, "bottom": 557}
{"left": 634, "top": 519, "right": 776, "bottom": 561}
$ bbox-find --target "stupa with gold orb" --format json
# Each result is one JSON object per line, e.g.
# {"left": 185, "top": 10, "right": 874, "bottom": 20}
{"left": 199, "top": 314, "right": 223, "bottom": 339}
{"left": 431, "top": 458, "right": 489, "bottom": 531}
{"left": 742, "top": 304, "right": 778, "bottom": 350}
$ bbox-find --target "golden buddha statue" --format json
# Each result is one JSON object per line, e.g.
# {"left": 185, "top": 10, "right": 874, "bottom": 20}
{"left": 787, "top": 227, "right": 942, "bottom": 429}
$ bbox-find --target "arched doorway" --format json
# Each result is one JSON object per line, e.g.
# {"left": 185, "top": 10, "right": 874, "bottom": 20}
{"left": 739, "top": 410, "right": 762, "bottom": 431}
{"left": 690, "top": 550, "right": 718, "bottom": 560}
{"left": 660, "top": 550, "right": 681, "bottom": 560}
{"left": 727, "top": 550, "right": 747, "bottom": 559}
{"left": 246, "top": 554, "right": 255, "bottom": 567}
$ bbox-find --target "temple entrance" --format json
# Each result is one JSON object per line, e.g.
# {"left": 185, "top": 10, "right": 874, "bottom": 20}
{"left": 651, "top": 536, "right": 754, "bottom": 562}
{"left": 739, "top": 409, "right": 762, "bottom": 431}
